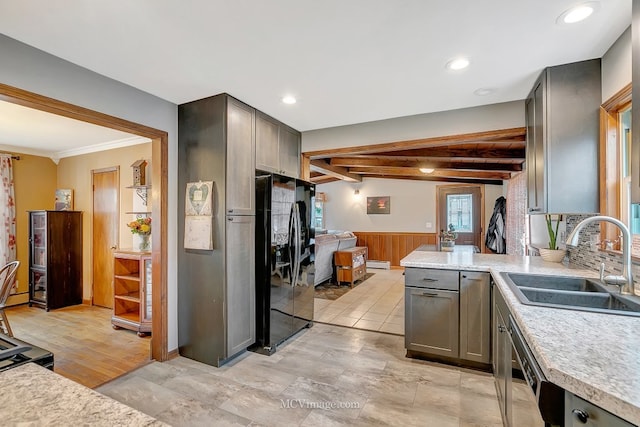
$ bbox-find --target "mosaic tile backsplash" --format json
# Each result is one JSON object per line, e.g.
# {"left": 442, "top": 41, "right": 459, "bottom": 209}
{"left": 566, "top": 214, "right": 640, "bottom": 283}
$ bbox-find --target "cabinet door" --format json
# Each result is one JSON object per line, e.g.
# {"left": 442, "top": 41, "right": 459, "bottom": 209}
{"left": 279, "top": 126, "right": 300, "bottom": 178}
{"left": 460, "top": 271, "right": 490, "bottom": 364}
{"left": 526, "top": 77, "right": 546, "bottom": 213}
{"left": 226, "top": 215, "right": 256, "bottom": 357}
{"left": 405, "top": 287, "right": 459, "bottom": 358}
{"left": 226, "top": 98, "right": 255, "bottom": 216}
{"left": 565, "top": 393, "right": 634, "bottom": 427}
{"left": 494, "top": 298, "right": 512, "bottom": 427}
{"left": 255, "top": 111, "right": 280, "bottom": 174}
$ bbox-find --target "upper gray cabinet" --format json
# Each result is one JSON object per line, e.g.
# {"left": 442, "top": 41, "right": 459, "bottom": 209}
{"left": 226, "top": 97, "right": 256, "bottom": 215}
{"left": 525, "top": 59, "right": 601, "bottom": 214}
{"left": 256, "top": 111, "right": 301, "bottom": 178}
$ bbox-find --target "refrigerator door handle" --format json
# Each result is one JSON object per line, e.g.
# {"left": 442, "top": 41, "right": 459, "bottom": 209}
{"left": 292, "top": 203, "right": 301, "bottom": 287}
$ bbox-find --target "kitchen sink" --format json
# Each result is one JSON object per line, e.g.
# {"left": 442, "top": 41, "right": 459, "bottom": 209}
{"left": 505, "top": 273, "right": 605, "bottom": 292}
{"left": 501, "top": 272, "right": 640, "bottom": 317}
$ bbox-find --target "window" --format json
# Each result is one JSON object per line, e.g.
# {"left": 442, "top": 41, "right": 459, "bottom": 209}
{"left": 446, "top": 194, "right": 473, "bottom": 233}
{"left": 600, "top": 83, "right": 631, "bottom": 251}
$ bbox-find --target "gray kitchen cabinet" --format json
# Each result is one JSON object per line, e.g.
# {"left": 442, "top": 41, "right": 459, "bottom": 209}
{"left": 226, "top": 97, "right": 256, "bottom": 216}
{"left": 178, "top": 93, "right": 256, "bottom": 367}
{"left": 493, "top": 284, "right": 512, "bottom": 426}
{"left": 226, "top": 215, "right": 255, "bottom": 356}
{"left": 460, "top": 271, "right": 491, "bottom": 364}
{"left": 405, "top": 287, "right": 459, "bottom": 358}
{"left": 565, "top": 393, "right": 635, "bottom": 427}
{"left": 525, "top": 59, "right": 601, "bottom": 214}
{"left": 256, "top": 110, "right": 301, "bottom": 178}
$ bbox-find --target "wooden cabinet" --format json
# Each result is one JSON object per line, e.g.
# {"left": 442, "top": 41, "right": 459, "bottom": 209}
{"left": 404, "top": 268, "right": 490, "bottom": 367}
{"left": 256, "top": 110, "right": 301, "bottom": 178}
{"left": 178, "top": 93, "right": 256, "bottom": 366}
{"left": 334, "top": 246, "right": 367, "bottom": 287}
{"left": 460, "top": 271, "right": 491, "bottom": 365}
{"left": 28, "top": 210, "right": 82, "bottom": 311}
{"left": 405, "top": 287, "right": 459, "bottom": 359}
{"left": 226, "top": 97, "right": 256, "bottom": 216}
{"left": 493, "top": 285, "right": 512, "bottom": 426}
{"left": 112, "top": 251, "right": 152, "bottom": 336}
{"left": 525, "top": 59, "right": 601, "bottom": 214}
{"left": 565, "top": 392, "right": 635, "bottom": 427}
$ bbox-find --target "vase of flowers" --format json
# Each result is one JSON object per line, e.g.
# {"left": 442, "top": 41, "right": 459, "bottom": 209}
{"left": 127, "top": 217, "right": 151, "bottom": 251}
{"left": 440, "top": 224, "right": 458, "bottom": 252}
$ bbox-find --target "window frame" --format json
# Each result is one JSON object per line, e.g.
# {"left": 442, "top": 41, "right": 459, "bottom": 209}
{"left": 600, "top": 83, "right": 632, "bottom": 251}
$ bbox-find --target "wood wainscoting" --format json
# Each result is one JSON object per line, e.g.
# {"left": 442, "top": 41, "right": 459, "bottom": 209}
{"left": 353, "top": 232, "right": 437, "bottom": 267}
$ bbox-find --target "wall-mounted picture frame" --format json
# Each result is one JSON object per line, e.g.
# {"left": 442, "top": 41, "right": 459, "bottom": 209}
{"left": 55, "top": 189, "right": 74, "bottom": 211}
{"left": 367, "top": 196, "right": 390, "bottom": 214}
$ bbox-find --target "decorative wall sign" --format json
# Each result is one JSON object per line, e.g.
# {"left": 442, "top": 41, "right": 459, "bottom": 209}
{"left": 54, "top": 189, "right": 73, "bottom": 211}
{"left": 367, "top": 196, "right": 390, "bottom": 214}
{"left": 184, "top": 181, "right": 213, "bottom": 250}
{"left": 185, "top": 181, "right": 213, "bottom": 216}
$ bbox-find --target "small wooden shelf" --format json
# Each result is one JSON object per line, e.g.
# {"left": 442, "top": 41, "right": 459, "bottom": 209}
{"left": 334, "top": 246, "right": 368, "bottom": 288}
{"left": 125, "top": 185, "right": 152, "bottom": 189}
{"left": 112, "top": 251, "right": 152, "bottom": 336}
{"left": 125, "top": 211, "right": 152, "bottom": 215}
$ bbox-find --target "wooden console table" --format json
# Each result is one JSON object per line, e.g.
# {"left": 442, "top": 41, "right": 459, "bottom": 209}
{"left": 334, "top": 246, "right": 368, "bottom": 287}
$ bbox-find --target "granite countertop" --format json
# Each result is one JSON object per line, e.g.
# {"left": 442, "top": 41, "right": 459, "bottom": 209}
{"left": 0, "top": 363, "right": 165, "bottom": 426}
{"left": 400, "top": 251, "right": 640, "bottom": 426}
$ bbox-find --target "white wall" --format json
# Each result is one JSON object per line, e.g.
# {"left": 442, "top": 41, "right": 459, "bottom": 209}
{"left": 602, "top": 26, "right": 631, "bottom": 102}
{"left": 0, "top": 34, "right": 179, "bottom": 351}
{"left": 303, "top": 100, "right": 524, "bottom": 152}
{"left": 319, "top": 177, "right": 504, "bottom": 236}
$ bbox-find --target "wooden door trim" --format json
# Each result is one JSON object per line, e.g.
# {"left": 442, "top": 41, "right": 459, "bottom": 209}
{"left": 0, "top": 83, "right": 169, "bottom": 362}
{"left": 92, "top": 166, "right": 120, "bottom": 174}
{"left": 436, "top": 184, "right": 486, "bottom": 253}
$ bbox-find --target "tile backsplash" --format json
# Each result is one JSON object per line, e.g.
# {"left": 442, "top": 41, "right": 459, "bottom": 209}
{"left": 565, "top": 214, "right": 640, "bottom": 282}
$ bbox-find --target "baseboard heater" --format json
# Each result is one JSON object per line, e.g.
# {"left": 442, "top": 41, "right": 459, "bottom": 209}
{"left": 366, "top": 260, "right": 390, "bottom": 269}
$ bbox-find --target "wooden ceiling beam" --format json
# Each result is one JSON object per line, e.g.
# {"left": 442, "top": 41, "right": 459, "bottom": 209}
{"left": 310, "top": 160, "right": 362, "bottom": 182}
{"left": 362, "top": 174, "right": 504, "bottom": 186}
{"left": 330, "top": 157, "right": 523, "bottom": 172}
{"left": 350, "top": 166, "right": 511, "bottom": 180}
{"left": 358, "top": 147, "right": 524, "bottom": 159}
{"left": 309, "top": 175, "right": 340, "bottom": 184}
{"left": 304, "top": 127, "right": 526, "bottom": 158}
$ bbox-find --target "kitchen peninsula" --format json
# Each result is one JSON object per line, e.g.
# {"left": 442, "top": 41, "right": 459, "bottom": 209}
{"left": 400, "top": 250, "right": 640, "bottom": 426}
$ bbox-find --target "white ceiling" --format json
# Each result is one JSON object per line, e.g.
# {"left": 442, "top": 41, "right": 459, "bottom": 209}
{"left": 0, "top": 100, "right": 149, "bottom": 161}
{"left": 0, "top": 0, "right": 632, "bottom": 140}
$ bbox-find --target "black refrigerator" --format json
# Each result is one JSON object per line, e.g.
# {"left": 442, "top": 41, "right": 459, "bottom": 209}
{"left": 253, "top": 171, "right": 315, "bottom": 354}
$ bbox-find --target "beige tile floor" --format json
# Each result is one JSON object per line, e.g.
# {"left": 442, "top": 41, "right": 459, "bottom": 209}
{"left": 314, "top": 268, "right": 405, "bottom": 335}
{"left": 97, "top": 322, "right": 527, "bottom": 427}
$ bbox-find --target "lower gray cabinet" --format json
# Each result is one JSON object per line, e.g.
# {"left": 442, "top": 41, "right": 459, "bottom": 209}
{"left": 225, "top": 215, "right": 255, "bottom": 357}
{"left": 405, "top": 287, "right": 459, "bottom": 358}
{"left": 565, "top": 393, "right": 635, "bottom": 427}
{"left": 460, "top": 271, "right": 491, "bottom": 364}
{"left": 404, "top": 268, "right": 490, "bottom": 366}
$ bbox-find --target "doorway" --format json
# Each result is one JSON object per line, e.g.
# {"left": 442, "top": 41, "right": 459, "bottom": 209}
{"left": 437, "top": 185, "right": 484, "bottom": 251}
{"left": 92, "top": 167, "right": 119, "bottom": 308}
{"left": 0, "top": 83, "right": 168, "bottom": 362}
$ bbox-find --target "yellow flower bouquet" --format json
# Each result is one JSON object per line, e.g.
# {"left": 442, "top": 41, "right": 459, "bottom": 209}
{"left": 127, "top": 217, "right": 151, "bottom": 235}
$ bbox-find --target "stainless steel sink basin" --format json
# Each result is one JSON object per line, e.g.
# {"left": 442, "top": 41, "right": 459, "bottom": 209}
{"left": 505, "top": 273, "right": 605, "bottom": 292}
{"left": 501, "top": 272, "right": 640, "bottom": 317}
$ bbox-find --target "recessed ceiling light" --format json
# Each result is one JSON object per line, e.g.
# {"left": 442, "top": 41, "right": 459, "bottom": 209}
{"left": 282, "top": 95, "right": 297, "bottom": 105}
{"left": 474, "top": 88, "right": 496, "bottom": 96}
{"left": 419, "top": 167, "right": 435, "bottom": 174}
{"left": 445, "top": 57, "right": 470, "bottom": 71}
{"left": 557, "top": 2, "right": 599, "bottom": 24}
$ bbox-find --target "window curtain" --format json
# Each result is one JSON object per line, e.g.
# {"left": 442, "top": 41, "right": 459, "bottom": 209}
{"left": 0, "top": 155, "right": 16, "bottom": 266}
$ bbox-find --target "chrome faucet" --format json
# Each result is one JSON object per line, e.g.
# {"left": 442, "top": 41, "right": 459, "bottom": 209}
{"left": 565, "top": 216, "right": 636, "bottom": 295}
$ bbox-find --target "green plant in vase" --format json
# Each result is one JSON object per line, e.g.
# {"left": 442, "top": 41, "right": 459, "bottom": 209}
{"left": 540, "top": 214, "right": 565, "bottom": 262}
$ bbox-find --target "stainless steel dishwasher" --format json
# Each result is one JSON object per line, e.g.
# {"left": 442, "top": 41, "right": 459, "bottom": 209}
{"left": 405, "top": 267, "right": 460, "bottom": 360}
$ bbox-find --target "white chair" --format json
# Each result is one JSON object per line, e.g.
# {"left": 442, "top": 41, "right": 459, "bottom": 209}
{"left": 0, "top": 261, "right": 20, "bottom": 337}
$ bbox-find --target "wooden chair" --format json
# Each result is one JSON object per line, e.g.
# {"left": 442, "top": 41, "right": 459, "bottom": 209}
{"left": 0, "top": 260, "right": 20, "bottom": 337}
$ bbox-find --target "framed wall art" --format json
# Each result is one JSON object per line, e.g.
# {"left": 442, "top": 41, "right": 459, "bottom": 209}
{"left": 367, "top": 196, "right": 390, "bottom": 214}
{"left": 54, "top": 189, "right": 74, "bottom": 211}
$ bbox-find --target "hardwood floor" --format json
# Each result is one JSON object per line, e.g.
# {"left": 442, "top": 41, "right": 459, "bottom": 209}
{"left": 5, "top": 304, "right": 151, "bottom": 388}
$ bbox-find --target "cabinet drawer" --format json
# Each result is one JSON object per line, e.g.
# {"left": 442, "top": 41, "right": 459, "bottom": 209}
{"left": 405, "top": 268, "right": 459, "bottom": 290}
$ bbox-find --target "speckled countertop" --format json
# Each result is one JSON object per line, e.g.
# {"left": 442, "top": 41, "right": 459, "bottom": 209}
{"left": 401, "top": 251, "right": 640, "bottom": 426}
{"left": 0, "top": 363, "right": 165, "bottom": 426}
